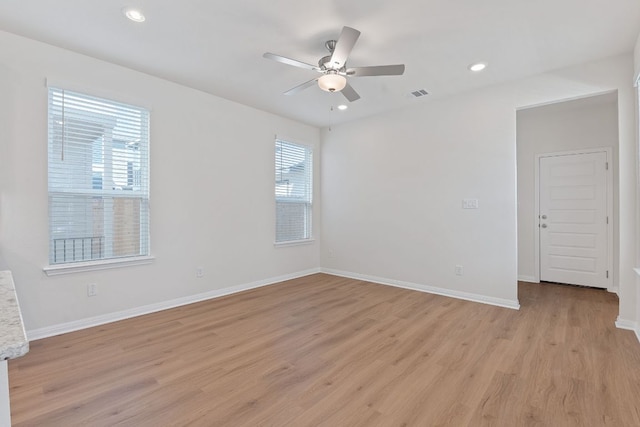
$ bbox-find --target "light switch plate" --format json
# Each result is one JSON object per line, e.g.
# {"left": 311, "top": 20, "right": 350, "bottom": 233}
{"left": 462, "top": 198, "right": 479, "bottom": 209}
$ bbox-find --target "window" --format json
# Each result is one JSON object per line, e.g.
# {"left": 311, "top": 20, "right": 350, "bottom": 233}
{"left": 275, "top": 139, "right": 313, "bottom": 243}
{"left": 47, "top": 88, "right": 150, "bottom": 265}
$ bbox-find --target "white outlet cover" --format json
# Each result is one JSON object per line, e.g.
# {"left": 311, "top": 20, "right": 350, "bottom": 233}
{"left": 87, "top": 283, "right": 97, "bottom": 296}
{"left": 462, "top": 198, "right": 479, "bottom": 209}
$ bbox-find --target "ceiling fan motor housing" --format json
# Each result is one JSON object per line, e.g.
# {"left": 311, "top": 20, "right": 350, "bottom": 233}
{"left": 318, "top": 56, "right": 346, "bottom": 72}
{"left": 319, "top": 40, "right": 346, "bottom": 71}
{"left": 318, "top": 55, "right": 332, "bottom": 69}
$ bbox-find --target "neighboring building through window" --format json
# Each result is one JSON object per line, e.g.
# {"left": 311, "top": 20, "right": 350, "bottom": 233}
{"left": 275, "top": 139, "right": 313, "bottom": 243}
{"left": 47, "top": 88, "right": 150, "bottom": 264}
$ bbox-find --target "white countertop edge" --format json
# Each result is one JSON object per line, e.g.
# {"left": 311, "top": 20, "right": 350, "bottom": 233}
{"left": 0, "top": 271, "right": 29, "bottom": 360}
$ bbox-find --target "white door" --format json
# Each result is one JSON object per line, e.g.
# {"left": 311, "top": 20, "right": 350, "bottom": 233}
{"left": 539, "top": 152, "right": 609, "bottom": 288}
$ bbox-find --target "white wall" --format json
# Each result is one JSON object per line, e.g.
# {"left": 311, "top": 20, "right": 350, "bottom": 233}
{"left": 0, "top": 30, "right": 321, "bottom": 333}
{"left": 516, "top": 95, "right": 619, "bottom": 285}
{"left": 321, "top": 86, "right": 520, "bottom": 306}
{"left": 322, "top": 54, "right": 637, "bottom": 322}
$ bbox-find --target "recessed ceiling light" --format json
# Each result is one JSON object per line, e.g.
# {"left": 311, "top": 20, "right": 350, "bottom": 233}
{"left": 469, "top": 62, "right": 487, "bottom": 72}
{"left": 337, "top": 105, "right": 348, "bottom": 111}
{"left": 123, "top": 8, "right": 145, "bottom": 22}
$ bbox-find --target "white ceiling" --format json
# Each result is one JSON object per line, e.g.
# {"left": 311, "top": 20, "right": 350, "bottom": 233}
{"left": 0, "top": 0, "right": 639, "bottom": 128}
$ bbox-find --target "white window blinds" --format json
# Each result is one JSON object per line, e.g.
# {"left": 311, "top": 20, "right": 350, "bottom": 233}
{"left": 48, "top": 88, "right": 150, "bottom": 264}
{"left": 275, "top": 139, "right": 313, "bottom": 243}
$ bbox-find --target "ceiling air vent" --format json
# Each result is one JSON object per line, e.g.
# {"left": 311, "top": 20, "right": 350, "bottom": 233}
{"left": 410, "top": 89, "right": 429, "bottom": 98}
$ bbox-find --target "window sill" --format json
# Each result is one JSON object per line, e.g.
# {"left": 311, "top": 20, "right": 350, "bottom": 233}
{"left": 274, "top": 239, "right": 316, "bottom": 248}
{"left": 43, "top": 256, "right": 155, "bottom": 276}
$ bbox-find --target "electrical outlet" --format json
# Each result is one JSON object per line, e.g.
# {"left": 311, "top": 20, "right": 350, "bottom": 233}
{"left": 87, "top": 283, "right": 98, "bottom": 297}
{"left": 455, "top": 265, "right": 464, "bottom": 276}
{"left": 196, "top": 267, "right": 204, "bottom": 278}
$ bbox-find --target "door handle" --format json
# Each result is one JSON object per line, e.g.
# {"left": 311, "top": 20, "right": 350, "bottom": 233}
{"left": 541, "top": 224, "right": 547, "bottom": 228}
{"left": 541, "top": 215, "right": 547, "bottom": 220}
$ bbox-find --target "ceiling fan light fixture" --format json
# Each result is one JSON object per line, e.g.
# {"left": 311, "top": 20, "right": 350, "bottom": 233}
{"left": 318, "top": 73, "right": 347, "bottom": 93}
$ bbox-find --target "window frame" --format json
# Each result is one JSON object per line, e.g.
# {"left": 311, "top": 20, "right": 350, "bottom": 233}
{"left": 274, "top": 139, "right": 314, "bottom": 245}
{"left": 44, "top": 87, "right": 153, "bottom": 274}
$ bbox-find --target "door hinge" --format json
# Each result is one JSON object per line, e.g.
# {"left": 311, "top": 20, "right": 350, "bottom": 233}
{"left": 605, "top": 162, "right": 609, "bottom": 170}
{"left": 606, "top": 216, "right": 609, "bottom": 224}
{"left": 606, "top": 270, "right": 609, "bottom": 279}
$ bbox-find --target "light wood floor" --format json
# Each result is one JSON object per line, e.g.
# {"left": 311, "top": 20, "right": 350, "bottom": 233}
{"left": 8, "top": 274, "right": 640, "bottom": 426}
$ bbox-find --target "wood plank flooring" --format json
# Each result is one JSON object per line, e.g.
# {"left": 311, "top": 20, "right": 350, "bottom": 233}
{"left": 8, "top": 274, "right": 640, "bottom": 426}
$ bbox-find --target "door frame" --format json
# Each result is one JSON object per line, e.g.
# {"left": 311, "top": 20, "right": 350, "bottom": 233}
{"left": 533, "top": 147, "right": 614, "bottom": 290}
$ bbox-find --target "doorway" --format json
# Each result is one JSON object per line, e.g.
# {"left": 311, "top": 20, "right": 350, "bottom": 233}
{"left": 516, "top": 92, "right": 619, "bottom": 292}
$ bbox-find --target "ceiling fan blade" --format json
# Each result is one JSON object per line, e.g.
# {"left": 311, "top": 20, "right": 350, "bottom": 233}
{"left": 263, "top": 52, "right": 320, "bottom": 72}
{"left": 284, "top": 78, "right": 319, "bottom": 95}
{"left": 346, "top": 64, "right": 405, "bottom": 77}
{"left": 341, "top": 83, "right": 361, "bottom": 102}
{"left": 329, "top": 26, "right": 361, "bottom": 69}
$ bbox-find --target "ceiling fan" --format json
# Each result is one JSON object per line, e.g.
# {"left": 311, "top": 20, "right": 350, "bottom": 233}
{"left": 263, "top": 26, "right": 405, "bottom": 102}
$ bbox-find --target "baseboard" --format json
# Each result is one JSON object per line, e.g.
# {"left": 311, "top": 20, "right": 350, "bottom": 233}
{"left": 518, "top": 275, "right": 539, "bottom": 283}
{"left": 27, "top": 268, "right": 321, "bottom": 341}
{"left": 321, "top": 268, "right": 520, "bottom": 310}
{"left": 615, "top": 317, "right": 640, "bottom": 344}
{"left": 607, "top": 286, "right": 619, "bottom": 295}
{"left": 615, "top": 317, "right": 637, "bottom": 330}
